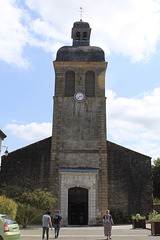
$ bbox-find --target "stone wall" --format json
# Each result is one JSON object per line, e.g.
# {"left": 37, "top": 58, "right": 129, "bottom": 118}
{"left": 107, "top": 141, "right": 153, "bottom": 217}
{"left": 0, "top": 137, "right": 153, "bottom": 219}
{"left": 51, "top": 60, "right": 108, "bottom": 219}
{"left": 0, "top": 137, "right": 51, "bottom": 189}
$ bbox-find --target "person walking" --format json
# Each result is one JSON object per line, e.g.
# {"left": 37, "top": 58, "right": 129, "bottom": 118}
{"left": 53, "top": 210, "right": 62, "bottom": 238}
{"left": 42, "top": 211, "right": 53, "bottom": 240}
{"left": 103, "top": 210, "right": 114, "bottom": 240}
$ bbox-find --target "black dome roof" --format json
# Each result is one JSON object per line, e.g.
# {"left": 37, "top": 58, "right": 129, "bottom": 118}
{"left": 56, "top": 46, "right": 105, "bottom": 62}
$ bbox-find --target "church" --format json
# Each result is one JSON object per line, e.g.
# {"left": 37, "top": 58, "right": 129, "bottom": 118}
{"left": 0, "top": 20, "right": 153, "bottom": 225}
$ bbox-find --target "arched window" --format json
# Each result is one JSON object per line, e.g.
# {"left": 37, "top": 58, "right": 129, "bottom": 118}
{"left": 83, "top": 32, "right": 87, "bottom": 40}
{"left": 76, "top": 32, "right": 80, "bottom": 40}
{"left": 85, "top": 71, "right": 95, "bottom": 97}
{"left": 65, "top": 71, "right": 75, "bottom": 96}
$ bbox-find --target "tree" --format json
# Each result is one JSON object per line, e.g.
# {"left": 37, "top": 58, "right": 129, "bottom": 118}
{"left": 16, "top": 203, "right": 40, "bottom": 228}
{"left": 152, "top": 158, "right": 160, "bottom": 199}
{"left": 0, "top": 185, "right": 57, "bottom": 228}
{"left": 0, "top": 185, "right": 26, "bottom": 202}
{"left": 0, "top": 195, "right": 17, "bottom": 219}
{"left": 21, "top": 188, "right": 57, "bottom": 210}
{"left": 0, "top": 185, "right": 56, "bottom": 211}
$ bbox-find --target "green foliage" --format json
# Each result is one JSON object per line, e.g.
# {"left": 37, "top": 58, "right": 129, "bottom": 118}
{"left": 0, "top": 185, "right": 57, "bottom": 211}
{"left": 21, "top": 188, "right": 57, "bottom": 210}
{"left": 0, "top": 195, "right": 17, "bottom": 219}
{"left": 152, "top": 158, "right": 160, "bottom": 199}
{"left": 0, "top": 185, "right": 27, "bottom": 203}
{"left": 16, "top": 203, "right": 40, "bottom": 228}
{"left": 0, "top": 185, "right": 57, "bottom": 228}
{"left": 148, "top": 210, "right": 160, "bottom": 222}
{"left": 132, "top": 213, "right": 146, "bottom": 221}
{"left": 153, "top": 197, "right": 160, "bottom": 204}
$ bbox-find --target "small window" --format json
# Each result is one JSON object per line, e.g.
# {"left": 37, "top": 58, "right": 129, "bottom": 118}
{"left": 76, "top": 32, "right": 80, "bottom": 40}
{"left": 65, "top": 71, "right": 75, "bottom": 96}
{"left": 83, "top": 32, "right": 87, "bottom": 40}
{"left": 85, "top": 71, "right": 95, "bottom": 97}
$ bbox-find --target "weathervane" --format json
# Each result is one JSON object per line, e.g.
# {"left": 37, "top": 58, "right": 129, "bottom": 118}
{"left": 79, "top": 6, "right": 84, "bottom": 21}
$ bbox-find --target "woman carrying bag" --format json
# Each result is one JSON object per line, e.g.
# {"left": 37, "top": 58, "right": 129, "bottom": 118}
{"left": 103, "top": 210, "right": 114, "bottom": 240}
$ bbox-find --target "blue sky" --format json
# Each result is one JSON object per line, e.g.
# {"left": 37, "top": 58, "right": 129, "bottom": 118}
{"left": 1, "top": 0, "right": 160, "bottom": 163}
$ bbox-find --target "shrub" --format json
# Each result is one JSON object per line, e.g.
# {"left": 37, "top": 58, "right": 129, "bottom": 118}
{"left": 132, "top": 213, "right": 146, "bottom": 221}
{"left": 21, "top": 188, "right": 57, "bottom": 210}
{"left": 0, "top": 185, "right": 26, "bottom": 202}
{"left": 0, "top": 185, "right": 57, "bottom": 228}
{"left": 16, "top": 203, "right": 41, "bottom": 228}
{"left": 0, "top": 185, "right": 57, "bottom": 211}
{"left": 148, "top": 210, "right": 160, "bottom": 222}
{"left": 0, "top": 195, "right": 17, "bottom": 219}
{"left": 153, "top": 198, "right": 160, "bottom": 204}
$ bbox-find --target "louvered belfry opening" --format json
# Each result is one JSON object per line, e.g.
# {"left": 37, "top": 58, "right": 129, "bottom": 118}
{"left": 83, "top": 32, "right": 87, "bottom": 40}
{"left": 65, "top": 71, "right": 75, "bottom": 96}
{"left": 76, "top": 32, "right": 80, "bottom": 40}
{"left": 85, "top": 71, "right": 95, "bottom": 97}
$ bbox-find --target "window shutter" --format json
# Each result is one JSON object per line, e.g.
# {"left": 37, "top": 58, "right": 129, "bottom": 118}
{"left": 65, "top": 71, "right": 75, "bottom": 96}
{"left": 85, "top": 71, "right": 95, "bottom": 96}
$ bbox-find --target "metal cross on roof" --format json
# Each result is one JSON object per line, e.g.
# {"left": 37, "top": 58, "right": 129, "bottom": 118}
{"left": 79, "top": 6, "right": 84, "bottom": 21}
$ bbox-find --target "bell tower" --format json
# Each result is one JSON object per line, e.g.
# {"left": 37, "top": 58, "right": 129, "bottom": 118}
{"left": 71, "top": 21, "right": 91, "bottom": 46}
{"left": 50, "top": 20, "right": 108, "bottom": 225}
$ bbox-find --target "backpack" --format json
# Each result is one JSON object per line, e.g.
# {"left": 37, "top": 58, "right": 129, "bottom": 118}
{"left": 53, "top": 216, "right": 59, "bottom": 224}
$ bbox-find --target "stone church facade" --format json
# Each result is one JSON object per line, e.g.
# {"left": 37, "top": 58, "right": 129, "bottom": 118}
{"left": 0, "top": 20, "right": 153, "bottom": 225}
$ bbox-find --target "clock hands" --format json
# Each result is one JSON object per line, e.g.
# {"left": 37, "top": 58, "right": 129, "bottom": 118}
{"left": 78, "top": 95, "right": 82, "bottom": 100}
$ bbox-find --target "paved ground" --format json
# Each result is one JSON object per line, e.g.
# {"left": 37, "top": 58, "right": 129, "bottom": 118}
{"left": 20, "top": 224, "right": 160, "bottom": 240}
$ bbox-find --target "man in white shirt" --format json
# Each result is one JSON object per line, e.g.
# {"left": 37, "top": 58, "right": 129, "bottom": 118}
{"left": 42, "top": 211, "right": 53, "bottom": 239}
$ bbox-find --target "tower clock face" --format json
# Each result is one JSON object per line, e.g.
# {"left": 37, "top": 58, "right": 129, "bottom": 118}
{"left": 74, "top": 92, "right": 85, "bottom": 102}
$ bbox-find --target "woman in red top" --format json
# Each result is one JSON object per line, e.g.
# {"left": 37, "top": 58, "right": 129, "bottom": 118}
{"left": 103, "top": 210, "right": 114, "bottom": 240}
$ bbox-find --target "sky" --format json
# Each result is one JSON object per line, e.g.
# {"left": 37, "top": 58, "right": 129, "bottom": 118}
{"left": 1, "top": 0, "right": 160, "bottom": 163}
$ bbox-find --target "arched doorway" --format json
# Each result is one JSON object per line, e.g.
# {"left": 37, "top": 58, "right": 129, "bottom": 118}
{"left": 68, "top": 187, "right": 88, "bottom": 225}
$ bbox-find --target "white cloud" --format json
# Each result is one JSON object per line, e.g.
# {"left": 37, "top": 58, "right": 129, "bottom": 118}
{"left": 1, "top": 0, "right": 160, "bottom": 68}
{"left": 106, "top": 88, "right": 160, "bottom": 159}
{"left": 0, "top": 0, "right": 31, "bottom": 68}
{"left": 89, "top": 0, "right": 160, "bottom": 62}
{"left": 25, "top": 0, "right": 160, "bottom": 62}
{"left": 5, "top": 122, "right": 52, "bottom": 141}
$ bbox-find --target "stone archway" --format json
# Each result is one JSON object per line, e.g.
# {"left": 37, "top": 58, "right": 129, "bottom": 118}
{"left": 59, "top": 169, "right": 98, "bottom": 225}
{"left": 68, "top": 187, "right": 88, "bottom": 225}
